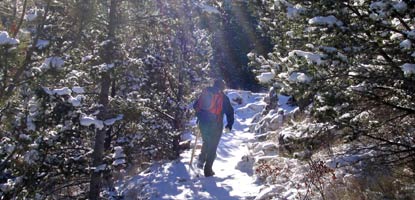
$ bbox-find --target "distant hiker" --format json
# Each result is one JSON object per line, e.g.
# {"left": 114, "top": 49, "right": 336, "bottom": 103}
{"left": 193, "top": 79, "right": 234, "bottom": 177}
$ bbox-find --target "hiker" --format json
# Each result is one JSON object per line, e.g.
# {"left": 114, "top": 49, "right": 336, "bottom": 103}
{"left": 193, "top": 79, "right": 234, "bottom": 177}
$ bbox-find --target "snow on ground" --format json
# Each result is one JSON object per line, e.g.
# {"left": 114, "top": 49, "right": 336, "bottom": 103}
{"left": 117, "top": 90, "right": 298, "bottom": 199}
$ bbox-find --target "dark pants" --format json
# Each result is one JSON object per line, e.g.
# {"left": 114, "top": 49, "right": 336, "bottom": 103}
{"left": 198, "top": 120, "right": 223, "bottom": 172}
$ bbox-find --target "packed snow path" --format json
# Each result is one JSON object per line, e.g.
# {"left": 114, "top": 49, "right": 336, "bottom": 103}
{"left": 119, "top": 90, "right": 269, "bottom": 199}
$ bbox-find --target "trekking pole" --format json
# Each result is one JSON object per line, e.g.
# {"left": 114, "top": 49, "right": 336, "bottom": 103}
{"left": 189, "top": 126, "right": 199, "bottom": 166}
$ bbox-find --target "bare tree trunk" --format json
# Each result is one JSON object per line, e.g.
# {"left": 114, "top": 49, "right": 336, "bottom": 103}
{"left": 12, "top": 0, "right": 28, "bottom": 37}
{"left": 12, "top": 0, "right": 18, "bottom": 20}
{"left": 89, "top": 0, "right": 117, "bottom": 199}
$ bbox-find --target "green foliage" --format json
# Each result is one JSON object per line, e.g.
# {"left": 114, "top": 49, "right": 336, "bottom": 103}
{"left": 0, "top": 0, "right": 214, "bottom": 198}
{"left": 250, "top": 0, "right": 415, "bottom": 196}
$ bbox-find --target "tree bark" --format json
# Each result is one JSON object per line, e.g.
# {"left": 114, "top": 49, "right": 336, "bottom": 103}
{"left": 12, "top": 0, "right": 28, "bottom": 38}
{"left": 89, "top": 0, "right": 117, "bottom": 199}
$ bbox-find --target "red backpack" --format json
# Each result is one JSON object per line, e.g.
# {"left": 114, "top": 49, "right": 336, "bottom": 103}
{"left": 195, "top": 89, "right": 224, "bottom": 120}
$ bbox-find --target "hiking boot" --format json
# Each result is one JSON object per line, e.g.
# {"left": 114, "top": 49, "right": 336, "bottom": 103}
{"left": 204, "top": 168, "right": 215, "bottom": 177}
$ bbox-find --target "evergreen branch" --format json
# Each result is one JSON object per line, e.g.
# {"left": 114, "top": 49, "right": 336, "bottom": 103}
{"left": 0, "top": 148, "right": 17, "bottom": 172}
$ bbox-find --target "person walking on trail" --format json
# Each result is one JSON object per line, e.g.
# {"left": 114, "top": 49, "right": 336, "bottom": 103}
{"left": 193, "top": 79, "right": 234, "bottom": 177}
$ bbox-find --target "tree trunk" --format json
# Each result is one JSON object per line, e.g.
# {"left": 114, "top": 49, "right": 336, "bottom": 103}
{"left": 12, "top": 0, "right": 28, "bottom": 37}
{"left": 172, "top": 0, "right": 192, "bottom": 158}
{"left": 89, "top": 0, "right": 117, "bottom": 199}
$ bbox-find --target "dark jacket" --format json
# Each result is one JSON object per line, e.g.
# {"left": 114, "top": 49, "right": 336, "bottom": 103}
{"left": 194, "top": 87, "right": 234, "bottom": 128}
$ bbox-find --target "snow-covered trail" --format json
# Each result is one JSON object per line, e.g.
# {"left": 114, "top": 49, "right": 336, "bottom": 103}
{"left": 119, "top": 90, "right": 267, "bottom": 199}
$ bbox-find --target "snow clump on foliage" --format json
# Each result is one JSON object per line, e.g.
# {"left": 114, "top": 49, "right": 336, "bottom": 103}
{"left": 38, "top": 57, "right": 65, "bottom": 71}
{"left": 113, "top": 146, "right": 126, "bottom": 166}
{"left": 257, "top": 72, "right": 275, "bottom": 83}
{"left": 400, "top": 63, "right": 415, "bottom": 76}
{"left": 308, "top": 15, "right": 344, "bottom": 27}
{"left": 289, "top": 50, "right": 324, "bottom": 65}
{"left": 36, "top": 39, "right": 49, "bottom": 49}
{"left": 0, "top": 31, "right": 19, "bottom": 45}
{"left": 80, "top": 115, "right": 104, "bottom": 130}
{"left": 288, "top": 72, "right": 312, "bottom": 83}
{"left": 25, "top": 8, "right": 40, "bottom": 21}
{"left": 400, "top": 39, "right": 412, "bottom": 50}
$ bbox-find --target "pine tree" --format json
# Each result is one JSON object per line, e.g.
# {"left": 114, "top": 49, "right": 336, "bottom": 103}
{"left": 251, "top": 0, "right": 415, "bottom": 172}
{"left": 1, "top": 0, "right": 214, "bottom": 198}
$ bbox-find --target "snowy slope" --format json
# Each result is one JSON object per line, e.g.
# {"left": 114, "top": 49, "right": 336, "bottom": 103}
{"left": 117, "top": 90, "right": 294, "bottom": 199}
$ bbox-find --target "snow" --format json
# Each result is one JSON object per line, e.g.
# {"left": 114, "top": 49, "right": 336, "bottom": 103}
{"left": 81, "top": 55, "right": 93, "bottom": 63}
{"left": 39, "top": 57, "right": 65, "bottom": 71}
{"left": 104, "top": 114, "right": 124, "bottom": 126}
{"left": 80, "top": 114, "right": 123, "bottom": 130}
{"left": 36, "top": 39, "right": 49, "bottom": 49}
{"left": 19, "top": 134, "right": 31, "bottom": 141}
{"left": 52, "top": 87, "right": 72, "bottom": 95}
{"left": 100, "top": 40, "right": 111, "bottom": 46}
{"left": 113, "top": 159, "right": 126, "bottom": 166}
{"left": 320, "top": 46, "right": 337, "bottom": 53}
{"left": 117, "top": 90, "right": 270, "bottom": 199}
{"left": 0, "top": 179, "right": 17, "bottom": 192}
{"left": 26, "top": 116, "right": 36, "bottom": 131}
{"left": 42, "top": 86, "right": 88, "bottom": 106}
{"left": 24, "top": 150, "right": 39, "bottom": 164}
{"left": 4, "top": 144, "right": 15, "bottom": 154}
{"left": 392, "top": 1, "right": 407, "bottom": 13}
{"left": 94, "top": 164, "right": 107, "bottom": 172}
{"left": 25, "top": 9, "right": 39, "bottom": 21}
{"left": 94, "top": 63, "right": 115, "bottom": 72}
{"left": 274, "top": 0, "right": 303, "bottom": 19}
{"left": 72, "top": 86, "right": 85, "bottom": 94}
{"left": 407, "top": 30, "right": 415, "bottom": 40}
{"left": 337, "top": 52, "right": 348, "bottom": 62}
{"left": 69, "top": 95, "right": 84, "bottom": 107}
{"left": 400, "top": 63, "right": 415, "bottom": 76}
{"left": 352, "top": 0, "right": 365, "bottom": 6}
{"left": 255, "top": 185, "right": 287, "bottom": 200}
{"left": 113, "top": 146, "right": 126, "bottom": 166}
{"left": 328, "top": 153, "right": 364, "bottom": 168}
{"left": 199, "top": 4, "right": 220, "bottom": 14}
{"left": 286, "top": 5, "right": 303, "bottom": 19}
{"left": 400, "top": 39, "right": 411, "bottom": 50}
{"left": 390, "top": 33, "right": 403, "bottom": 40}
{"left": 348, "top": 82, "right": 367, "bottom": 92}
{"left": 80, "top": 116, "right": 104, "bottom": 130}
{"left": 286, "top": 31, "right": 294, "bottom": 38}
{"left": 0, "top": 31, "right": 19, "bottom": 45}
{"left": 114, "top": 146, "right": 126, "bottom": 159}
{"left": 308, "top": 15, "right": 344, "bottom": 27}
{"left": 288, "top": 72, "right": 312, "bottom": 83}
{"left": 256, "top": 72, "right": 275, "bottom": 83}
{"left": 370, "top": 1, "right": 387, "bottom": 11}
{"left": 288, "top": 50, "right": 324, "bottom": 65}
{"left": 351, "top": 111, "right": 371, "bottom": 123}
{"left": 116, "top": 90, "right": 304, "bottom": 199}
{"left": 306, "top": 43, "right": 314, "bottom": 49}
